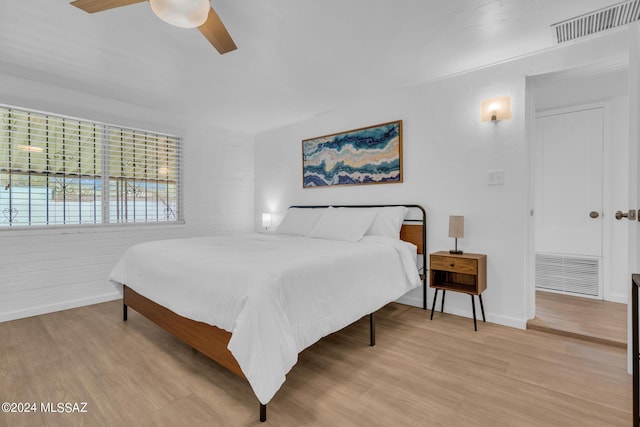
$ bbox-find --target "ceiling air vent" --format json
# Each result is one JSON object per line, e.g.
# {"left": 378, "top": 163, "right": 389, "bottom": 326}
{"left": 551, "top": 0, "right": 640, "bottom": 44}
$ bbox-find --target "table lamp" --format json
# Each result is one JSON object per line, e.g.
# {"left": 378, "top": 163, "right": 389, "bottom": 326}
{"left": 448, "top": 215, "right": 464, "bottom": 254}
{"left": 262, "top": 213, "right": 272, "bottom": 231}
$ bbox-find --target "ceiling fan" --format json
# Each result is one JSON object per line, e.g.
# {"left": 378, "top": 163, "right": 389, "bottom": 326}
{"left": 70, "top": 0, "right": 237, "bottom": 54}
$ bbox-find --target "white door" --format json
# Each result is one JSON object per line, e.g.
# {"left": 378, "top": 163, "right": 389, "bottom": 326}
{"left": 535, "top": 106, "right": 604, "bottom": 298}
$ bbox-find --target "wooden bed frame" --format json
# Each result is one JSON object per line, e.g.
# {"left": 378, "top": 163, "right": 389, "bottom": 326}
{"left": 122, "top": 204, "right": 427, "bottom": 422}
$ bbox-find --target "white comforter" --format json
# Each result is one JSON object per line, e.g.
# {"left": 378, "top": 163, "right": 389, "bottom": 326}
{"left": 109, "top": 233, "right": 420, "bottom": 404}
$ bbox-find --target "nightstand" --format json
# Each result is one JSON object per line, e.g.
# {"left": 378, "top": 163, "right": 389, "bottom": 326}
{"left": 429, "top": 251, "right": 487, "bottom": 331}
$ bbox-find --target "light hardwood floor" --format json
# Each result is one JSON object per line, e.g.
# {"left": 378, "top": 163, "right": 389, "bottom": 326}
{"left": 0, "top": 301, "right": 631, "bottom": 426}
{"left": 528, "top": 291, "right": 627, "bottom": 348}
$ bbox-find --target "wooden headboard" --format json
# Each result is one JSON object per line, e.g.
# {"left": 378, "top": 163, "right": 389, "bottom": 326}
{"left": 289, "top": 204, "right": 427, "bottom": 309}
{"left": 400, "top": 224, "right": 424, "bottom": 255}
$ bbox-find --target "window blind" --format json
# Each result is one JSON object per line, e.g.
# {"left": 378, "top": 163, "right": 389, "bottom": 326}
{"left": 0, "top": 105, "right": 182, "bottom": 227}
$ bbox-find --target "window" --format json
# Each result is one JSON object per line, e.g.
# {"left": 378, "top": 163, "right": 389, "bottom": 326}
{"left": 0, "top": 105, "right": 182, "bottom": 227}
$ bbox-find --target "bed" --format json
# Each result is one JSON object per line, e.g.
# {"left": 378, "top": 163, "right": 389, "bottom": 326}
{"left": 110, "top": 204, "right": 427, "bottom": 422}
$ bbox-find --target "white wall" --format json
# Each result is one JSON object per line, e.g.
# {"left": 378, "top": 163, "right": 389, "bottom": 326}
{"left": 0, "top": 74, "right": 255, "bottom": 322}
{"left": 255, "top": 29, "right": 630, "bottom": 329}
{"left": 532, "top": 68, "right": 629, "bottom": 303}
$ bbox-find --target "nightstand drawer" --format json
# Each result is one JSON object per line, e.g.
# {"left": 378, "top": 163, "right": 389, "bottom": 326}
{"left": 430, "top": 255, "right": 477, "bottom": 274}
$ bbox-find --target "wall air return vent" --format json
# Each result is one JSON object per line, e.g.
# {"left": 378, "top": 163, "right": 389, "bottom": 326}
{"left": 535, "top": 253, "right": 600, "bottom": 297}
{"left": 551, "top": 0, "right": 640, "bottom": 44}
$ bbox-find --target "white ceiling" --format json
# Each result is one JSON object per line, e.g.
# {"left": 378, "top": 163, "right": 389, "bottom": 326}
{"left": 0, "top": 0, "right": 621, "bottom": 134}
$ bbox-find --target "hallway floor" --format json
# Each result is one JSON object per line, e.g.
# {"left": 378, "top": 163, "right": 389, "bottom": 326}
{"left": 527, "top": 291, "right": 627, "bottom": 348}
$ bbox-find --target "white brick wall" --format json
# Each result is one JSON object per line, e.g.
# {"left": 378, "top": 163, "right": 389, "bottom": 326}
{"left": 0, "top": 225, "right": 188, "bottom": 321}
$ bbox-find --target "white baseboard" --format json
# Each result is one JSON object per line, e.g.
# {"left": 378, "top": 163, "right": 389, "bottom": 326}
{"left": 605, "top": 293, "right": 627, "bottom": 304}
{"left": 396, "top": 294, "right": 423, "bottom": 308}
{"left": 0, "top": 291, "right": 122, "bottom": 323}
{"left": 442, "top": 305, "right": 527, "bottom": 329}
{"left": 395, "top": 294, "right": 527, "bottom": 330}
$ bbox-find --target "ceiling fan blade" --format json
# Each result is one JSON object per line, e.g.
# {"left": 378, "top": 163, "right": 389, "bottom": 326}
{"left": 70, "top": 0, "right": 147, "bottom": 14}
{"left": 198, "top": 7, "right": 237, "bottom": 55}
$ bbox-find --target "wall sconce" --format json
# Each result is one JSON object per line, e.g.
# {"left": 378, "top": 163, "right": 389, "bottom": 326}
{"left": 448, "top": 215, "right": 464, "bottom": 254}
{"left": 480, "top": 96, "right": 512, "bottom": 122}
{"left": 262, "top": 213, "right": 272, "bottom": 231}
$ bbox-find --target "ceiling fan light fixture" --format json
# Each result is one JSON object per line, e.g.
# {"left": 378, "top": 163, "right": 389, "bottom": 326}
{"left": 149, "top": 0, "right": 210, "bottom": 29}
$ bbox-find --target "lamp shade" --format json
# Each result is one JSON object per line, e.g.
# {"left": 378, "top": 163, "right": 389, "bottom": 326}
{"left": 149, "top": 0, "right": 210, "bottom": 28}
{"left": 448, "top": 215, "right": 464, "bottom": 238}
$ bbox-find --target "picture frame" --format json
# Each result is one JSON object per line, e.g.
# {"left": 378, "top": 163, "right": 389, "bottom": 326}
{"left": 302, "top": 120, "right": 403, "bottom": 188}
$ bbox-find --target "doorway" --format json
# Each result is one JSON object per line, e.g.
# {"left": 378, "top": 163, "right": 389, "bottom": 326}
{"left": 534, "top": 105, "right": 604, "bottom": 299}
{"left": 527, "top": 66, "right": 630, "bottom": 344}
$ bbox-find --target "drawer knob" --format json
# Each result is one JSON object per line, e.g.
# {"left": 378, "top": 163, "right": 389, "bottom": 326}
{"left": 450, "top": 263, "right": 455, "bottom": 267}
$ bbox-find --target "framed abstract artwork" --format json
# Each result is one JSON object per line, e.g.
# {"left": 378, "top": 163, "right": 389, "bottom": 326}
{"left": 302, "top": 120, "right": 403, "bottom": 188}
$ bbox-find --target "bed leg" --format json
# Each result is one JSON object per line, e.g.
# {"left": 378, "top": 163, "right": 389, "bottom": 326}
{"left": 123, "top": 303, "right": 128, "bottom": 321}
{"left": 260, "top": 404, "right": 267, "bottom": 422}
{"left": 369, "top": 313, "right": 375, "bottom": 346}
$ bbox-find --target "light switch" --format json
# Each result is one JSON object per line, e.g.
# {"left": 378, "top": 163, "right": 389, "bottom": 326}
{"left": 488, "top": 169, "right": 505, "bottom": 185}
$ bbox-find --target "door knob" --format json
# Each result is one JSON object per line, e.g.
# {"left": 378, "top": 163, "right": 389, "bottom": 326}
{"left": 589, "top": 211, "right": 599, "bottom": 218}
{"left": 615, "top": 210, "right": 638, "bottom": 220}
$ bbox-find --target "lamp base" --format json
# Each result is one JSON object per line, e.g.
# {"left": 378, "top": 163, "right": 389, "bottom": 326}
{"left": 450, "top": 237, "right": 463, "bottom": 255}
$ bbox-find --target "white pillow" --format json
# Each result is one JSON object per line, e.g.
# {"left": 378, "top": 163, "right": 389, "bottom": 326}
{"left": 309, "top": 207, "right": 377, "bottom": 242}
{"left": 275, "top": 208, "right": 325, "bottom": 236}
{"left": 365, "top": 206, "right": 408, "bottom": 238}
